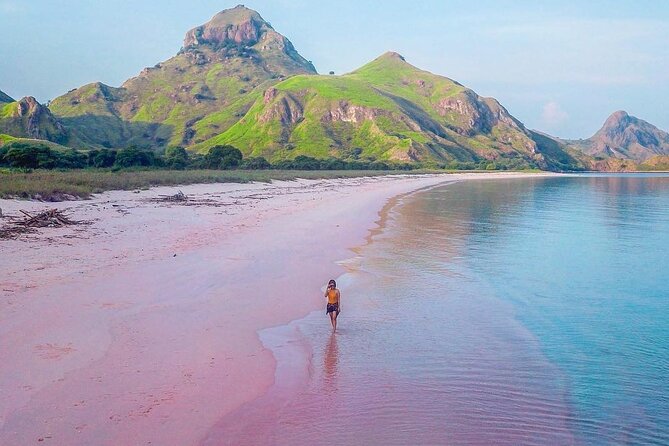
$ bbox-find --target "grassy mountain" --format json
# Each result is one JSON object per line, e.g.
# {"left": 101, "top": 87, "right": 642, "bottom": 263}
{"left": 0, "top": 96, "right": 68, "bottom": 143}
{"left": 196, "top": 52, "right": 584, "bottom": 170}
{"left": 567, "top": 111, "right": 669, "bottom": 162}
{"left": 49, "top": 5, "right": 315, "bottom": 149}
{"left": 5, "top": 6, "right": 590, "bottom": 170}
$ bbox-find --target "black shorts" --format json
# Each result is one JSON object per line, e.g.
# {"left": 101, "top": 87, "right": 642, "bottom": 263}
{"left": 326, "top": 302, "right": 340, "bottom": 314}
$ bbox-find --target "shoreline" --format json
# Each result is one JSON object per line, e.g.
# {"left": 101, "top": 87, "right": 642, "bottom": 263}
{"left": 0, "top": 172, "right": 558, "bottom": 445}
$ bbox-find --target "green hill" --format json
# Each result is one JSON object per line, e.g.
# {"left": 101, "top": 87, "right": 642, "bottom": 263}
{"left": 196, "top": 52, "right": 585, "bottom": 170}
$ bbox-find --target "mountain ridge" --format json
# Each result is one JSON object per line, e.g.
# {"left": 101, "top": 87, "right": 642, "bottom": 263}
{"left": 0, "top": 6, "right": 663, "bottom": 171}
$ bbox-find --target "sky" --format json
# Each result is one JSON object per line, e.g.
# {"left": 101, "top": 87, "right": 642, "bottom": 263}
{"left": 1, "top": 0, "right": 667, "bottom": 139}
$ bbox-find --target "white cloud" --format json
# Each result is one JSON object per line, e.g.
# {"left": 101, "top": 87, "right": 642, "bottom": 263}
{"left": 541, "top": 101, "right": 569, "bottom": 128}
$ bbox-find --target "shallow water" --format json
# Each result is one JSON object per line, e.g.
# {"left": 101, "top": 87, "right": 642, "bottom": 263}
{"left": 210, "top": 174, "right": 669, "bottom": 445}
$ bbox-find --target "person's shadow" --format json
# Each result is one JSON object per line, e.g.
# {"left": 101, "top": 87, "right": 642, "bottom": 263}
{"left": 323, "top": 333, "right": 339, "bottom": 394}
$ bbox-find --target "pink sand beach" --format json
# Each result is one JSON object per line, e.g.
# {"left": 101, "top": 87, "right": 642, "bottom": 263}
{"left": 0, "top": 172, "right": 554, "bottom": 445}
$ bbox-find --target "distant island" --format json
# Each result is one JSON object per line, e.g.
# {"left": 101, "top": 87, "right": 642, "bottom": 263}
{"left": 1, "top": 5, "right": 668, "bottom": 173}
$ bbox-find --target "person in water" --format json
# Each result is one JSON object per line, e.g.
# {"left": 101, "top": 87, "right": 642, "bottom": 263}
{"left": 325, "top": 279, "right": 341, "bottom": 332}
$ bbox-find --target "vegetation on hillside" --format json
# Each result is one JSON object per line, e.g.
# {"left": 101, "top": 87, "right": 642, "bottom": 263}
{"left": 195, "top": 52, "right": 583, "bottom": 171}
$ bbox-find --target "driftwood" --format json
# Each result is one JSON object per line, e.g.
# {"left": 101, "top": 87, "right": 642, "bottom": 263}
{"left": 0, "top": 208, "right": 82, "bottom": 240}
{"left": 17, "top": 209, "right": 78, "bottom": 227}
{"left": 154, "top": 190, "right": 188, "bottom": 202}
{"left": 0, "top": 225, "right": 36, "bottom": 240}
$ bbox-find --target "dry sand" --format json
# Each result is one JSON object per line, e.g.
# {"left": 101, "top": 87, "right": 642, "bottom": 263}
{"left": 0, "top": 172, "right": 557, "bottom": 445}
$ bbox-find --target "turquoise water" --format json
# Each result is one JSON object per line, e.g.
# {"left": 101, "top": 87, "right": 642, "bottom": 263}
{"left": 460, "top": 174, "right": 669, "bottom": 444}
{"left": 210, "top": 174, "right": 669, "bottom": 445}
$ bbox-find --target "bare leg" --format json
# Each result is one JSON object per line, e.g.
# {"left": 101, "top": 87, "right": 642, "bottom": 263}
{"left": 329, "top": 311, "right": 335, "bottom": 330}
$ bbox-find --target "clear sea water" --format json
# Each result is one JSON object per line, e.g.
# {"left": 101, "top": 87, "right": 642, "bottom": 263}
{"left": 210, "top": 174, "right": 669, "bottom": 445}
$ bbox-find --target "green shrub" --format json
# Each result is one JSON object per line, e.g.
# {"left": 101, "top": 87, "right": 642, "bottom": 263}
{"left": 206, "top": 145, "right": 243, "bottom": 169}
{"left": 165, "top": 146, "right": 189, "bottom": 170}
{"left": 291, "top": 155, "right": 321, "bottom": 170}
{"left": 114, "top": 146, "right": 155, "bottom": 168}
{"left": 3, "top": 142, "right": 59, "bottom": 169}
{"left": 368, "top": 161, "right": 390, "bottom": 170}
{"left": 187, "top": 153, "right": 207, "bottom": 169}
{"left": 241, "top": 156, "right": 271, "bottom": 170}
{"left": 57, "top": 149, "right": 88, "bottom": 168}
{"left": 320, "top": 158, "right": 346, "bottom": 170}
{"left": 92, "top": 149, "right": 117, "bottom": 168}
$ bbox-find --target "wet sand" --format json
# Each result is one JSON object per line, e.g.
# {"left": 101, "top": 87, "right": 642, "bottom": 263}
{"left": 0, "top": 172, "right": 556, "bottom": 445}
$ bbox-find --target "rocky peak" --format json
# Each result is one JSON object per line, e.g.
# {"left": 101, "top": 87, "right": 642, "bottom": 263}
{"left": 0, "top": 89, "right": 14, "bottom": 103}
{"left": 183, "top": 5, "right": 270, "bottom": 48}
{"left": 607, "top": 110, "right": 630, "bottom": 122}
{"left": 581, "top": 110, "right": 669, "bottom": 161}
{"left": 594, "top": 111, "right": 665, "bottom": 145}
{"left": 15, "top": 96, "right": 44, "bottom": 117}
{"left": 381, "top": 51, "right": 406, "bottom": 62}
{"left": 599, "top": 110, "right": 632, "bottom": 137}
{"left": 180, "top": 5, "right": 316, "bottom": 74}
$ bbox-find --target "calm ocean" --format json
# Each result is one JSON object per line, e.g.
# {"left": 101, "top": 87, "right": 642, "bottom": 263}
{"left": 212, "top": 174, "right": 669, "bottom": 445}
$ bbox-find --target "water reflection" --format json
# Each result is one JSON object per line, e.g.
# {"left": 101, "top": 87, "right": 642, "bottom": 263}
{"left": 323, "top": 333, "right": 339, "bottom": 393}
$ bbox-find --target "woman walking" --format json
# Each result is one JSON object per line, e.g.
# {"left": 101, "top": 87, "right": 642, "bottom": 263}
{"left": 325, "top": 279, "right": 341, "bottom": 332}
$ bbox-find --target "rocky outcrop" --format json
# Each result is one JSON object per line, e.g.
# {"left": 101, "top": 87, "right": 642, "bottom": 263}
{"left": 323, "top": 101, "right": 380, "bottom": 123}
{"left": 436, "top": 90, "right": 524, "bottom": 136}
{"left": 184, "top": 13, "right": 262, "bottom": 47}
{"left": 259, "top": 93, "right": 303, "bottom": 126}
{"left": 17, "top": 97, "right": 66, "bottom": 140}
{"left": 263, "top": 87, "right": 278, "bottom": 104}
{"left": 0, "top": 96, "right": 68, "bottom": 142}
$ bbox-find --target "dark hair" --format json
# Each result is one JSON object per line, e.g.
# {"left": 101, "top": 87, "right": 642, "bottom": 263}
{"left": 328, "top": 279, "right": 336, "bottom": 287}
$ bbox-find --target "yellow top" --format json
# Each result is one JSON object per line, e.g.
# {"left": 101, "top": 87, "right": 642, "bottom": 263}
{"left": 327, "top": 289, "right": 339, "bottom": 304}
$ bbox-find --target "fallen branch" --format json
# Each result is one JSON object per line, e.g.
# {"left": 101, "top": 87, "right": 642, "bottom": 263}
{"left": 0, "top": 225, "right": 37, "bottom": 240}
{"left": 17, "top": 209, "right": 78, "bottom": 228}
{"left": 155, "top": 190, "right": 188, "bottom": 202}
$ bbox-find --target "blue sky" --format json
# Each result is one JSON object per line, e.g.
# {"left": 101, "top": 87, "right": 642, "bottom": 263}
{"left": 1, "top": 0, "right": 667, "bottom": 138}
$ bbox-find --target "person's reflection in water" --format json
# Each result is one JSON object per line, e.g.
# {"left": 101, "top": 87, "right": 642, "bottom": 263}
{"left": 324, "top": 333, "right": 339, "bottom": 394}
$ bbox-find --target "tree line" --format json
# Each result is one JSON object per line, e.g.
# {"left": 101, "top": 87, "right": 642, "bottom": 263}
{"left": 0, "top": 141, "right": 531, "bottom": 171}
